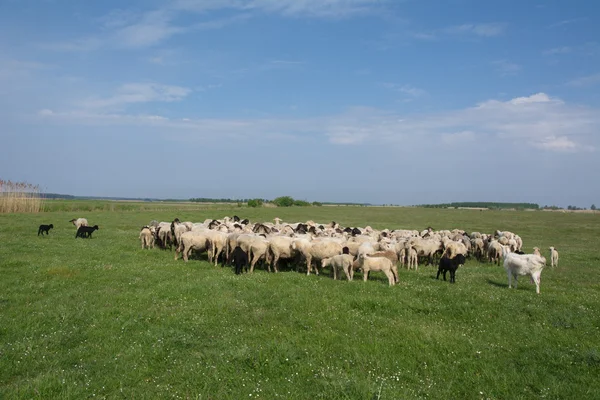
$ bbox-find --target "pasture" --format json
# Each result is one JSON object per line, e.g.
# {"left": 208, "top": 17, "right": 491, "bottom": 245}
{"left": 1, "top": 203, "right": 599, "bottom": 399}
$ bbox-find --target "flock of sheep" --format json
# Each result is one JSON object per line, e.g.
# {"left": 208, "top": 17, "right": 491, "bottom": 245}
{"left": 138, "top": 216, "right": 560, "bottom": 294}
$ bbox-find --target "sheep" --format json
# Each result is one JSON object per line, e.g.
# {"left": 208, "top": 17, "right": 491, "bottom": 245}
{"left": 69, "top": 218, "right": 88, "bottom": 230}
{"left": 175, "top": 230, "right": 210, "bottom": 262}
{"left": 38, "top": 224, "right": 53, "bottom": 236}
{"left": 407, "top": 237, "right": 443, "bottom": 266}
{"left": 139, "top": 226, "right": 154, "bottom": 249}
{"left": 441, "top": 238, "right": 468, "bottom": 260}
{"left": 248, "top": 236, "right": 271, "bottom": 273}
{"left": 487, "top": 240, "right": 503, "bottom": 265}
{"left": 292, "top": 238, "right": 343, "bottom": 275}
{"left": 354, "top": 254, "right": 397, "bottom": 286}
{"left": 205, "top": 230, "right": 228, "bottom": 266}
{"left": 533, "top": 247, "right": 541, "bottom": 256}
{"left": 268, "top": 236, "right": 298, "bottom": 273}
{"left": 321, "top": 254, "right": 355, "bottom": 280}
{"left": 231, "top": 246, "right": 249, "bottom": 275}
{"left": 407, "top": 246, "right": 418, "bottom": 271}
{"left": 502, "top": 246, "right": 546, "bottom": 294}
{"left": 437, "top": 254, "right": 466, "bottom": 283}
{"left": 76, "top": 225, "right": 99, "bottom": 239}
{"left": 549, "top": 247, "right": 559, "bottom": 268}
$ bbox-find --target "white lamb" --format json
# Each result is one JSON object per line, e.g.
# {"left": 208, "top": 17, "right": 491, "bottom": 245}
{"left": 549, "top": 247, "right": 559, "bottom": 268}
{"left": 502, "top": 246, "right": 547, "bottom": 294}
{"left": 355, "top": 254, "right": 397, "bottom": 286}
{"left": 321, "top": 254, "right": 355, "bottom": 280}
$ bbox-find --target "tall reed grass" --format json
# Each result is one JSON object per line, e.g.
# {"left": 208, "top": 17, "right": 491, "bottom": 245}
{"left": 0, "top": 179, "right": 44, "bottom": 213}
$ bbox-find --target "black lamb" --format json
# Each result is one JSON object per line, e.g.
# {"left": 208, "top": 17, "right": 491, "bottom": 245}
{"left": 38, "top": 224, "right": 54, "bottom": 236}
{"left": 76, "top": 225, "right": 99, "bottom": 239}
{"left": 436, "top": 254, "right": 466, "bottom": 283}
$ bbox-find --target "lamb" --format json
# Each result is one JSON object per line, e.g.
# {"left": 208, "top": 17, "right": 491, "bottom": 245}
{"left": 406, "top": 246, "right": 418, "bottom": 271}
{"left": 533, "top": 247, "right": 541, "bottom": 256}
{"left": 549, "top": 247, "right": 559, "bottom": 268}
{"left": 437, "top": 254, "right": 466, "bottom": 283}
{"left": 231, "top": 245, "right": 249, "bottom": 275}
{"left": 69, "top": 218, "right": 88, "bottom": 230}
{"left": 76, "top": 225, "right": 99, "bottom": 238}
{"left": 502, "top": 246, "right": 546, "bottom": 294}
{"left": 139, "top": 226, "right": 155, "bottom": 249}
{"left": 354, "top": 254, "right": 397, "bottom": 286}
{"left": 38, "top": 224, "right": 53, "bottom": 236}
{"left": 321, "top": 254, "right": 355, "bottom": 280}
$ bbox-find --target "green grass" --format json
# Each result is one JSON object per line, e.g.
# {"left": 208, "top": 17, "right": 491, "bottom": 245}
{"left": 1, "top": 205, "right": 599, "bottom": 399}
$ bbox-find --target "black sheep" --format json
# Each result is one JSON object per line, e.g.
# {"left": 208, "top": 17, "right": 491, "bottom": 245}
{"left": 38, "top": 224, "right": 54, "bottom": 236}
{"left": 231, "top": 246, "right": 249, "bottom": 275}
{"left": 76, "top": 225, "right": 99, "bottom": 239}
{"left": 436, "top": 254, "right": 466, "bottom": 283}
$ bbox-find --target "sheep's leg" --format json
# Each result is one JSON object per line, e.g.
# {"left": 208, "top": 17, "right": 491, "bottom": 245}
{"left": 306, "top": 256, "right": 312, "bottom": 276}
{"left": 443, "top": 270, "right": 447, "bottom": 281}
{"left": 385, "top": 270, "right": 395, "bottom": 286}
{"left": 531, "top": 272, "right": 541, "bottom": 294}
{"left": 450, "top": 270, "right": 455, "bottom": 283}
{"left": 272, "top": 255, "right": 279, "bottom": 273}
{"left": 507, "top": 270, "right": 512, "bottom": 288}
{"left": 250, "top": 254, "right": 260, "bottom": 273}
{"left": 363, "top": 270, "right": 369, "bottom": 282}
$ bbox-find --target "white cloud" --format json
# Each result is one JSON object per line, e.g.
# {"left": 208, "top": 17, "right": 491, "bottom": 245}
{"left": 412, "top": 22, "right": 506, "bottom": 41}
{"left": 444, "top": 23, "right": 506, "bottom": 37}
{"left": 380, "top": 83, "right": 427, "bottom": 97}
{"left": 37, "top": 93, "right": 598, "bottom": 153}
{"left": 567, "top": 73, "right": 600, "bottom": 87}
{"left": 491, "top": 60, "right": 521, "bottom": 76}
{"left": 82, "top": 83, "right": 192, "bottom": 109}
{"left": 532, "top": 136, "right": 578, "bottom": 152}
{"left": 542, "top": 46, "right": 572, "bottom": 56}
{"left": 173, "top": 0, "right": 387, "bottom": 18}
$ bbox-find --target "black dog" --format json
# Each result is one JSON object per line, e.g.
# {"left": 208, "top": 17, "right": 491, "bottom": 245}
{"left": 38, "top": 224, "right": 54, "bottom": 236}
{"left": 437, "top": 254, "right": 467, "bottom": 283}
{"left": 76, "top": 225, "right": 99, "bottom": 239}
{"left": 231, "top": 246, "right": 249, "bottom": 275}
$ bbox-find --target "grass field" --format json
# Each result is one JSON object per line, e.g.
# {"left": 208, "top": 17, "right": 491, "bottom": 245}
{"left": 1, "top": 202, "right": 599, "bottom": 399}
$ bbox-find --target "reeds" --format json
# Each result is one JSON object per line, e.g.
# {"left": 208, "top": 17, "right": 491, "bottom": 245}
{"left": 0, "top": 179, "right": 44, "bottom": 213}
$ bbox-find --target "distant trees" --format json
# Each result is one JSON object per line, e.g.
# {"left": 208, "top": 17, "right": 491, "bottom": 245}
{"left": 592, "top": 204, "right": 597, "bottom": 211}
{"left": 247, "top": 199, "right": 264, "bottom": 208}
{"left": 418, "top": 202, "right": 539, "bottom": 210}
{"left": 272, "top": 196, "right": 321, "bottom": 207}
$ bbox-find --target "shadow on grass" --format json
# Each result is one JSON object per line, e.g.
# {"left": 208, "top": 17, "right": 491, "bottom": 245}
{"left": 486, "top": 278, "right": 508, "bottom": 289}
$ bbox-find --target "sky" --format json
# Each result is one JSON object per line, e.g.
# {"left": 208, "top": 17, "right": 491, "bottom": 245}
{"left": 1, "top": 0, "right": 599, "bottom": 207}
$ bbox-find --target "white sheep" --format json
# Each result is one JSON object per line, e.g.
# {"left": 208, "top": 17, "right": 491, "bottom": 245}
{"left": 407, "top": 246, "right": 418, "bottom": 271}
{"left": 175, "top": 230, "right": 210, "bottom": 262}
{"left": 69, "top": 218, "right": 88, "bottom": 230}
{"left": 139, "top": 226, "right": 155, "bottom": 249}
{"left": 354, "top": 254, "right": 397, "bottom": 286}
{"left": 321, "top": 254, "right": 355, "bottom": 280}
{"left": 248, "top": 236, "right": 271, "bottom": 273}
{"left": 549, "top": 247, "right": 559, "bottom": 268}
{"left": 533, "top": 247, "right": 541, "bottom": 256}
{"left": 502, "top": 246, "right": 546, "bottom": 294}
{"left": 268, "top": 236, "right": 298, "bottom": 272}
{"left": 292, "top": 238, "right": 343, "bottom": 275}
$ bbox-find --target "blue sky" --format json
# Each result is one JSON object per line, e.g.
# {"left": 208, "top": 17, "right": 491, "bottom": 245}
{"left": 1, "top": 0, "right": 599, "bottom": 207}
